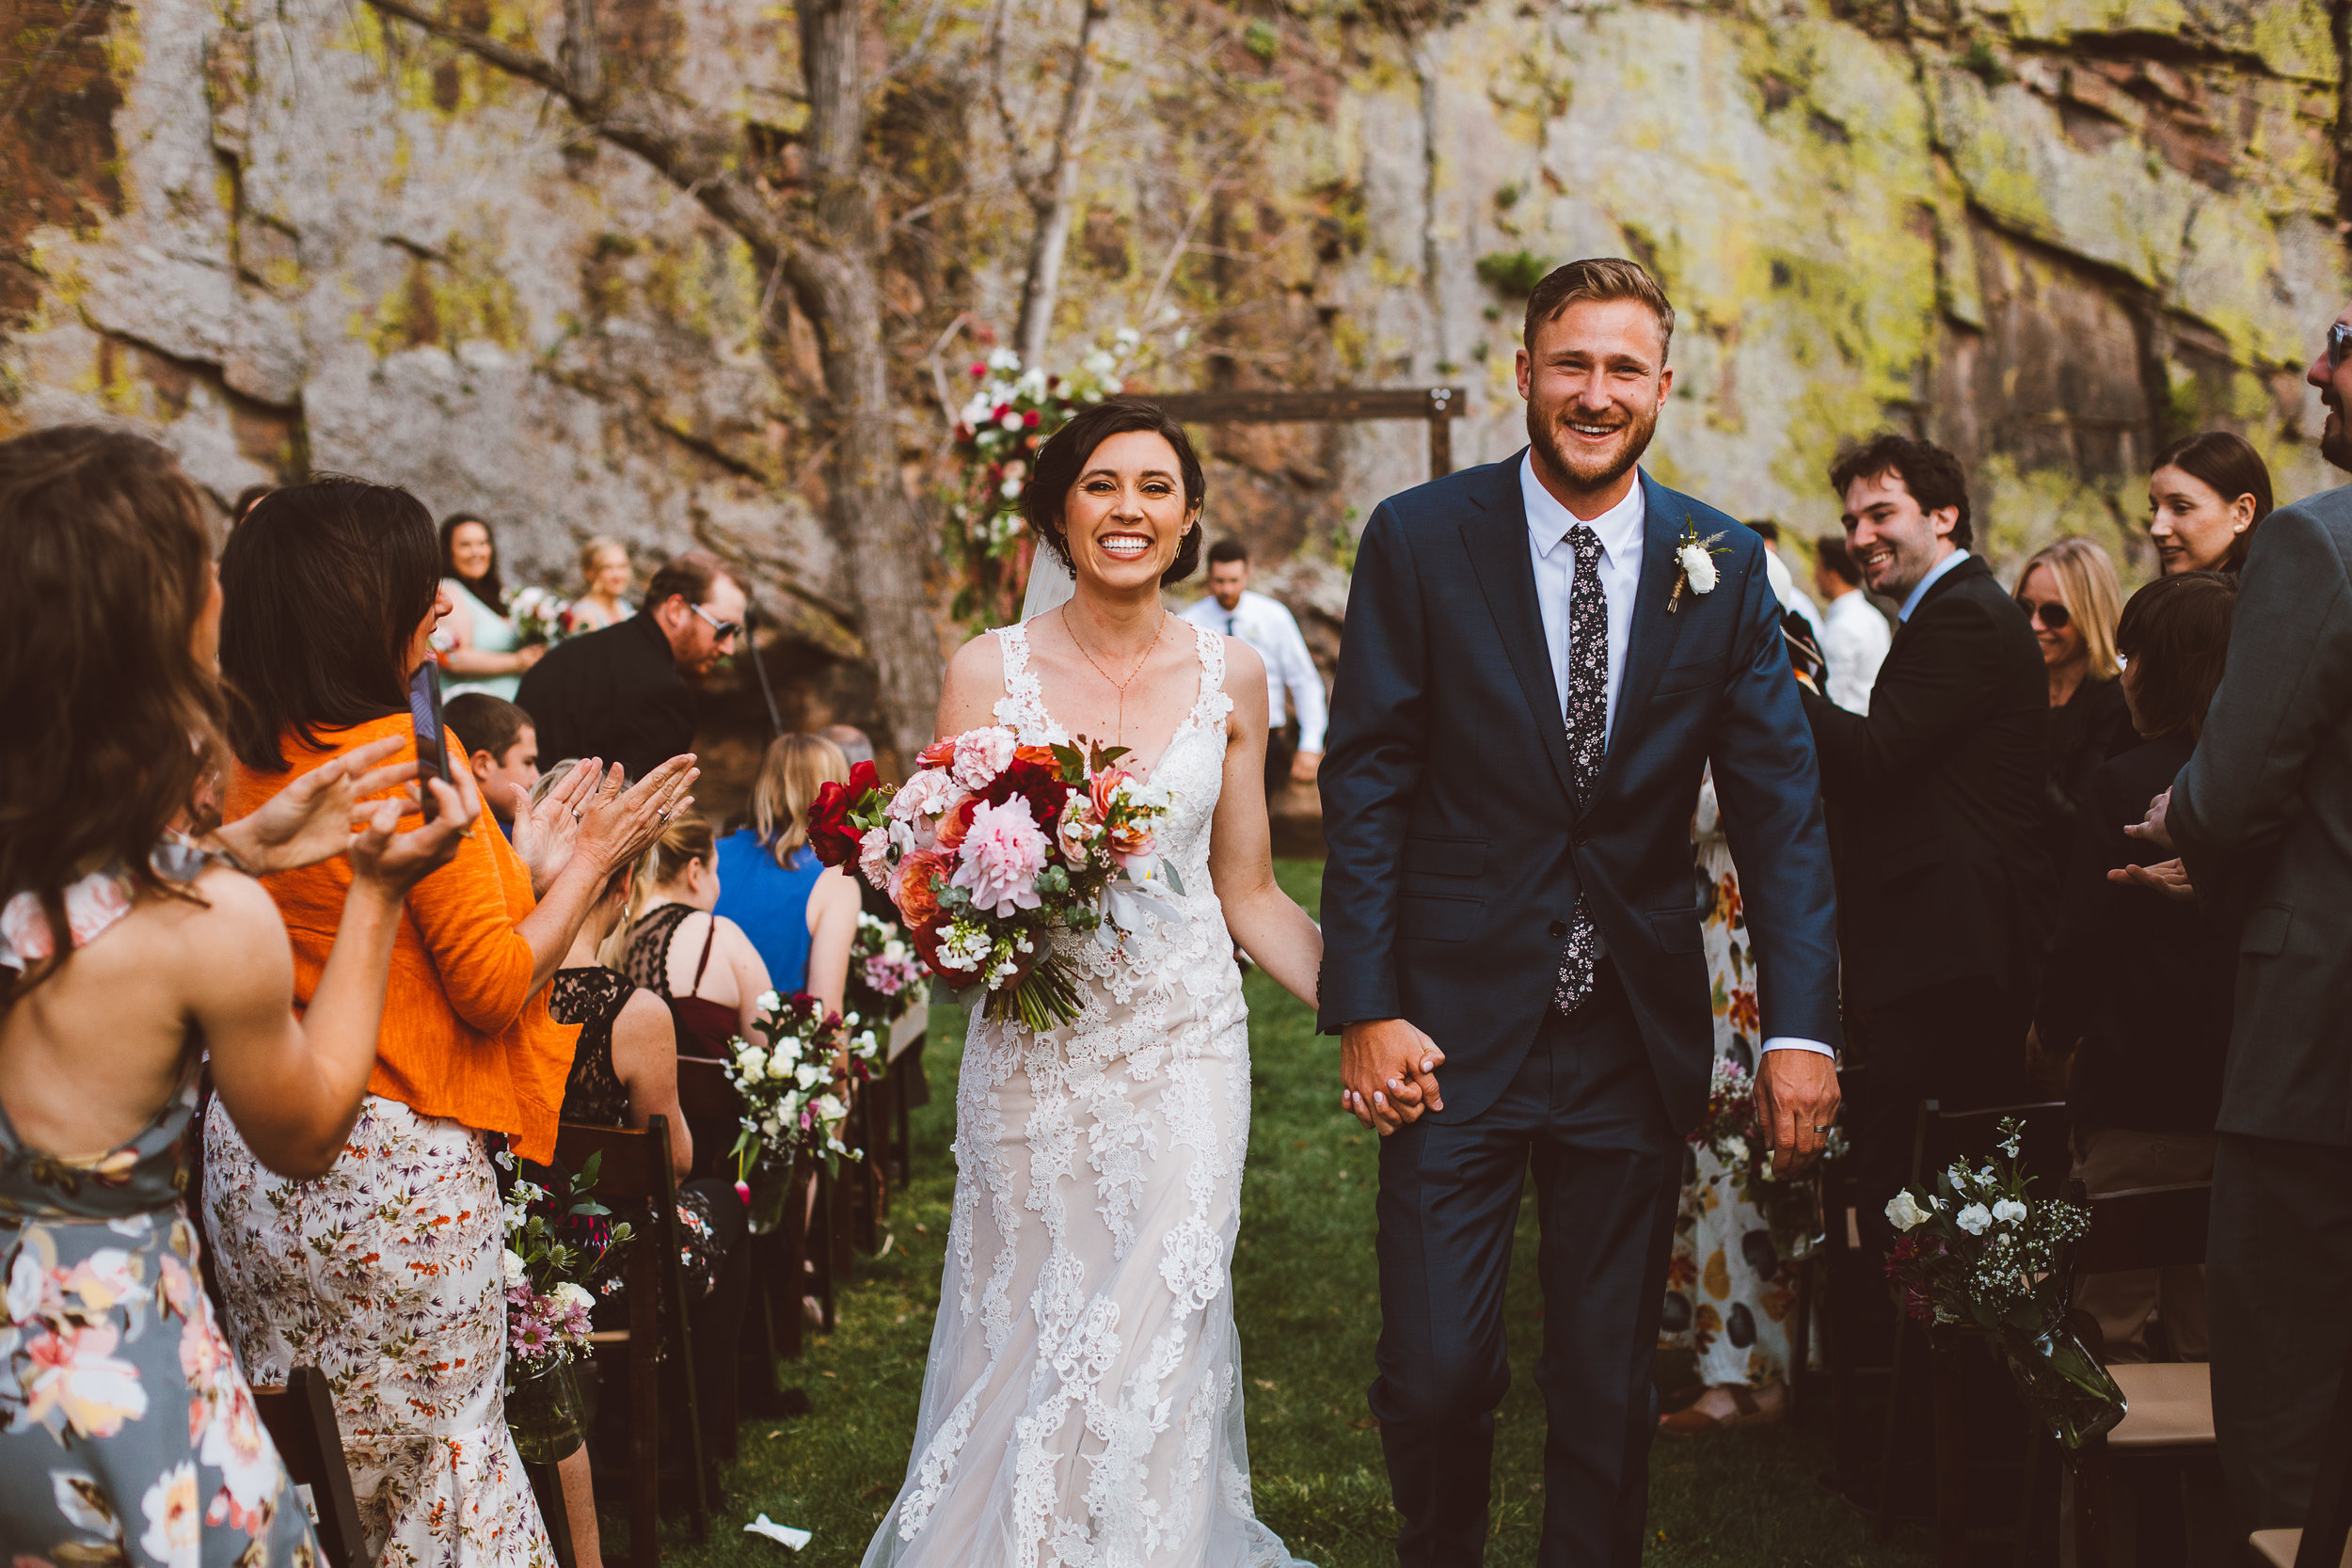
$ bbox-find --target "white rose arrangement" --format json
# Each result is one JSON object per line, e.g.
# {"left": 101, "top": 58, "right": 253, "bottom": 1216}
{"left": 722, "top": 990, "right": 859, "bottom": 1189}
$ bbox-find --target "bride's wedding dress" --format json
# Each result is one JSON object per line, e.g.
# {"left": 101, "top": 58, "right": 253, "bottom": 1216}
{"left": 863, "top": 618, "right": 1307, "bottom": 1568}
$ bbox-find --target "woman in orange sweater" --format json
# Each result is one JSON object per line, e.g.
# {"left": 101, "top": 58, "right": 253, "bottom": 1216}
{"left": 203, "top": 478, "right": 695, "bottom": 1567}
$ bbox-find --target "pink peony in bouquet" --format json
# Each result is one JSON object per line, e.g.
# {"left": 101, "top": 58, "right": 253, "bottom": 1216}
{"left": 805, "top": 728, "right": 1179, "bottom": 1031}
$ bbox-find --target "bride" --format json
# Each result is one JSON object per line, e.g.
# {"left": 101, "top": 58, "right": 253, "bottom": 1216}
{"left": 863, "top": 398, "right": 1326, "bottom": 1568}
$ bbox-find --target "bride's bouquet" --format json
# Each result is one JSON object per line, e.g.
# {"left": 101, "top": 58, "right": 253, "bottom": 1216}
{"left": 508, "top": 585, "right": 572, "bottom": 646}
{"left": 805, "top": 730, "right": 1180, "bottom": 1031}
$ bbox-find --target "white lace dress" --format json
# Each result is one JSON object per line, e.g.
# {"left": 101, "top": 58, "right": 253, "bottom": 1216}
{"left": 863, "top": 620, "right": 1307, "bottom": 1568}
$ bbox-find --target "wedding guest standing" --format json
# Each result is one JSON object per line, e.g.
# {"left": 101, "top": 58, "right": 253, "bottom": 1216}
{"left": 445, "top": 691, "right": 540, "bottom": 838}
{"left": 2014, "top": 538, "right": 2132, "bottom": 878}
{"left": 2148, "top": 432, "right": 2272, "bottom": 576}
{"left": 438, "top": 513, "right": 544, "bottom": 700}
{"left": 1180, "top": 537, "right": 1327, "bottom": 794}
{"left": 713, "top": 734, "right": 861, "bottom": 1010}
{"left": 1800, "top": 435, "right": 2049, "bottom": 1249}
{"left": 205, "top": 475, "right": 693, "bottom": 1565}
{"left": 1811, "top": 532, "right": 1890, "bottom": 714}
{"left": 2036, "top": 571, "right": 2238, "bottom": 1362}
{"left": 0, "top": 427, "right": 471, "bottom": 1562}
{"left": 1657, "top": 768, "right": 1802, "bottom": 1433}
{"left": 623, "top": 813, "right": 774, "bottom": 1058}
{"left": 519, "top": 549, "right": 746, "bottom": 784}
{"left": 2144, "top": 306, "right": 2352, "bottom": 1532}
{"left": 569, "top": 535, "right": 636, "bottom": 632}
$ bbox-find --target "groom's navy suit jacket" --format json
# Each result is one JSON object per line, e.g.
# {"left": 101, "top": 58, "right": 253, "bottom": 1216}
{"left": 1318, "top": 455, "right": 1843, "bottom": 1130}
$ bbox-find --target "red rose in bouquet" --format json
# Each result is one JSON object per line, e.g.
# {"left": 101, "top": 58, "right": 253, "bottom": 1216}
{"left": 805, "top": 760, "right": 881, "bottom": 867}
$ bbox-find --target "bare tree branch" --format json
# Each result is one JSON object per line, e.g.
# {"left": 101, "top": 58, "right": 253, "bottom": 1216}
{"left": 1009, "top": 0, "right": 1115, "bottom": 366}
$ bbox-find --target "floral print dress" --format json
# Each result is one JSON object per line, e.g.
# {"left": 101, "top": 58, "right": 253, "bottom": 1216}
{"left": 203, "top": 1097, "right": 552, "bottom": 1568}
{"left": 0, "top": 859, "right": 320, "bottom": 1567}
{"left": 1658, "top": 770, "right": 1804, "bottom": 1388}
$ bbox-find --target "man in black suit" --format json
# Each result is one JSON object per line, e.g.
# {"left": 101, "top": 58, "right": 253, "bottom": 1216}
{"left": 1798, "top": 435, "right": 2051, "bottom": 1249}
{"left": 2133, "top": 301, "right": 2352, "bottom": 1528}
{"left": 517, "top": 548, "right": 745, "bottom": 782}
{"left": 1321, "top": 258, "right": 1842, "bottom": 1567}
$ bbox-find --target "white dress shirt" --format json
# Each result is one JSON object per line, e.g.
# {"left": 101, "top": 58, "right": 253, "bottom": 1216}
{"left": 1179, "top": 588, "right": 1327, "bottom": 752}
{"left": 1819, "top": 587, "right": 1891, "bottom": 715}
{"left": 1519, "top": 453, "right": 1831, "bottom": 1061}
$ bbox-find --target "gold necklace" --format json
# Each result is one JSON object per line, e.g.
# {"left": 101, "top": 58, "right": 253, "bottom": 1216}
{"left": 1061, "top": 605, "right": 1166, "bottom": 747}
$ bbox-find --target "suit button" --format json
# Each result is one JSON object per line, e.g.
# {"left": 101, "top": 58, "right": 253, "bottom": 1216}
{"left": 1548, "top": 919, "right": 1568, "bottom": 940}
{"left": 1572, "top": 828, "right": 1590, "bottom": 847}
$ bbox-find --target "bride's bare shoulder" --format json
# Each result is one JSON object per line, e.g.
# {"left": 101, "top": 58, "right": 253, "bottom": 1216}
{"left": 945, "top": 627, "right": 1009, "bottom": 685}
{"left": 939, "top": 628, "right": 1010, "bottom": 727}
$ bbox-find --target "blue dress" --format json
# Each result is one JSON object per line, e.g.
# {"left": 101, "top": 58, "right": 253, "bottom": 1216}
{"left": 712, "top": 832, "right": 822, "bottom": 993}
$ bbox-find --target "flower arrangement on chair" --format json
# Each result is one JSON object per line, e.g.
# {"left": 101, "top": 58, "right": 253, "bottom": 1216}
{"left": 723, "top": 990, "right": 860, "bottom": 1233}
{"left": 1883, "top": 1117, "right": 2125, "bottom": 1449}
{"left": 496, "top": 1151, "right": 631, "bottom": 1462}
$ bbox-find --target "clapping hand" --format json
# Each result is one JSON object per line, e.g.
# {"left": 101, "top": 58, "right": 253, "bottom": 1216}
{"left": 572, "top": 755, "right": 700, "bottom": 878}
{"left": 511, "top": 757, "right": 606, "bottom": 896}
{"left": 2123, "top": 787, "right": 2174, "bottom": 851}
{"left": 210, "top": 734, "right": 420, "bottom": 875}
{"left": 347, "top": 773, "right": 480, "bottom": 898}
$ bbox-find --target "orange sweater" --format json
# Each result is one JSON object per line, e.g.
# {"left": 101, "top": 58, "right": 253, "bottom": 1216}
{"left": 225, "top": 712, "right": 577, "bottom": 1164}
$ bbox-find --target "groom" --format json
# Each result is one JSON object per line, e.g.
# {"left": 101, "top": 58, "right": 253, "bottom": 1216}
{"left": 1319, "top": 258, "right": 1843, "bottom": 1567}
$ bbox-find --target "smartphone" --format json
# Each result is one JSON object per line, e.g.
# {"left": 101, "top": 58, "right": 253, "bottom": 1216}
{"left": 407, "top": 662, "right": 452, "bottom": 820}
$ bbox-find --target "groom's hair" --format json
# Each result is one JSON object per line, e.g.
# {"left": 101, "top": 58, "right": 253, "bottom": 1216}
{"left": 1523, "top": 258, "right": 1675, "bottom": 362}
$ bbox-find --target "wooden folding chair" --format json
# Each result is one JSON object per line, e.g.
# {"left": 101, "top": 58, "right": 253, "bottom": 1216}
{"left": 2040, "top": 1181, "right": 2216, "bottom": 1568}
{"left": 559, "top": 1116, "right": 709, "bottom": 1567}
{"left": 1876, "top": 1098, "right": 2072, "bottom": 1560}
{"left": 252, "top": 1366, "right": 369, "bottom": 1568}
{"left": 2249, "top": 1317, "right": 2352, "bottom": 1565}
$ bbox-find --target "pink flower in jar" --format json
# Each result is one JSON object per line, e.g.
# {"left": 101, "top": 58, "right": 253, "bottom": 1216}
{"left": 949, "top": 796, "right": 1051, "bottom": 916}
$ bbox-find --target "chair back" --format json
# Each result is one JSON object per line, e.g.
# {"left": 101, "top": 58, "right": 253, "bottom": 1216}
{"left": 673, "top": 1055, "right": 746, "bottom": 1183}
{"left": 253, "top": 1366, "right": 369, "bottom": 1568}
{"left": 2070, "top": 1181, "right": 2212, "bottom": 1276}
{"left": 554, "top": 1116, "right": 680, "bottom": 1211}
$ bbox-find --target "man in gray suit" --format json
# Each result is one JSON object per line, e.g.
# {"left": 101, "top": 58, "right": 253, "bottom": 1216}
{"left": 2137, "top": 302, "right": 2352, "bottom": 1528}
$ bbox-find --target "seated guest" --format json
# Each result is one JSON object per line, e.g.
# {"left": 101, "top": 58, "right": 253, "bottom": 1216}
{"left": 1811, "top": 531, "right": 1890, "bottom": 714}
{"left": 437, "top": 513, "right": 545, "bottom": 700}
{"left": 528, "top": 780, "right": 748, "bottom": 1560}
{"left": 624, "top": 812, "right": 773, "bottom": 1057}
{"left": 1799, "top": 435, "right": 2050, "bottom": 1252}
{"left": 2015, "top": 537, "right": 2132, "bottom": 878}
{"left": 0, "top": 427, "right": 470, "bottom": 1560}
{"left": 569, "top": 535, "right": 636, "bottom": 632}
{"left": 518, "top": 549, "right": 746, "bottom": 784}
{"left": 2037, "top": 570, "right": 2238, "bottom": 1362}
{"left": 444, "top": 690, "right": 541, "bottom": 835}
{"left": 715, "top": 734, "right": 862, "bottom": 1012}
{"left": 2149, "top": 432, "right": 2272, "bottom": 576}
{"left": 206, "top": 475, "right": 693, "bottom": 1564}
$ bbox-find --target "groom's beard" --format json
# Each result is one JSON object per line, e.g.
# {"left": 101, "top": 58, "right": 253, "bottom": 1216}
{"left": 1526, "top": 394, "right": 1662, "bottom": 496}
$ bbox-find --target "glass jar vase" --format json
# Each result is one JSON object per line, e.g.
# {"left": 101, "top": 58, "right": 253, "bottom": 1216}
{"left": 507, "top": 1355, "right": 587, "bottom": 1464}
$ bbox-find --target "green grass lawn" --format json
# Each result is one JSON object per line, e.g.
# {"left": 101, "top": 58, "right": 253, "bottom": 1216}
{"left": 629, "top": 860, "right": 1932, "bottom": 1566}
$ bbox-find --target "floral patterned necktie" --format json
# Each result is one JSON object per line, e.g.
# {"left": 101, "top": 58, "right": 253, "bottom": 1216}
{"left": 1554, "top": 523, "right": 1607, "bottom": 1015}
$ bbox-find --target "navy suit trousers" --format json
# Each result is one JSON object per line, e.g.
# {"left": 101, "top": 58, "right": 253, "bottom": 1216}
{"left": 1369, "top": 963, "right": 1683, "bottom": 1568}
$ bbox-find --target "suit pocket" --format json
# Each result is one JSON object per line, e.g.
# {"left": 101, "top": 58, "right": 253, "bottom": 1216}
{"left": 1647, "top": 906, "right": 1706, "bottom": 954}
{"left": 1398, "top": 893, "right": 1481, "bottom": 943}
{"left": 1654, "top": 657, "right": 1718, "bottom": 697}
{"left": 1403, "top": 835, "right": 1487, "bottom": 878}
{"left": 2240, "top": 905, "right": 2292, "bottom": 957}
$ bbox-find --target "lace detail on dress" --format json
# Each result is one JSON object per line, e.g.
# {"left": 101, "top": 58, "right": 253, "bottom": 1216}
{"left": 866, "top": 616, "right": 1302, "bottom": 1568}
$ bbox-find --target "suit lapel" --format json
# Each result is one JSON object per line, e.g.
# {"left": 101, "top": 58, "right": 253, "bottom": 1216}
{"left": 1595, "top": 470, "right": 1692, "bottom": 800}
{"left": 1459, "top": 452, "right": 1578, "bottom": 806}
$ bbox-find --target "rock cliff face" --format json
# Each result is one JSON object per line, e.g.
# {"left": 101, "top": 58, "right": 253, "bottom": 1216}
{"left": 6, "top": 0, "right": 2346, "bottom": 789}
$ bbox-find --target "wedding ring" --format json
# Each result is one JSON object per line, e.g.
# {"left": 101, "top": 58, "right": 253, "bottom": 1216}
{"left": 571, "top": 808, "right": 582, "bottom": 823}
{"left": 1812, "top": 1125, "right": 1832, "bottom": 1132}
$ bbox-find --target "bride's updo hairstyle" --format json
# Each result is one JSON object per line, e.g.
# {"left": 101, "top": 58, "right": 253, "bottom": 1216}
{"left": 0, "top": 426, "right": 226, "bottom": 989}
{"left": 1021, "top": 395, "right": 1206, "bottom": 587}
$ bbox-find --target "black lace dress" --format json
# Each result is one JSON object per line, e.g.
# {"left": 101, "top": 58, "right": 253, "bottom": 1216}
{"left": 543, "top": 968, "right": 735, "bottom": 1321}
{"left": 623, "top": 904, "right": 742, "bottom": 1060}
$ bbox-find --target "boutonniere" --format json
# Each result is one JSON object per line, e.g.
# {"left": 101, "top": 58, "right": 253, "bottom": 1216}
{"left": 1666, "top": 521, "right": 1729, "bottom": 614}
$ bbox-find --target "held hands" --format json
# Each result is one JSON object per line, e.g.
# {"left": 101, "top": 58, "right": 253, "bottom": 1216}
{"left": 210, "top": 734, "right": 421, "bottom": 875}
{"left": 347, "top": 774, "right": 479, "bottom": 899}
{"left": 571, "top": 755, "right": 700, "bottom": 878}
{"left": 1755, "top": 1049, "right": 1840, "bottom": 1174}
{"left": 1340, "top": 1018, "right": 1444, "bottom": 1136}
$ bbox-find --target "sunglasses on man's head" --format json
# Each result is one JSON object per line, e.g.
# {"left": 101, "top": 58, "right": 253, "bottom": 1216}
{"left": 690, "top": 602, "right": 742, "bottom": 641}
{"left": 2016, "top": 596, "right": 2072, "bottom": 631}
{"left": 2328, "top": 322, "right": 2352, "bottom": 372}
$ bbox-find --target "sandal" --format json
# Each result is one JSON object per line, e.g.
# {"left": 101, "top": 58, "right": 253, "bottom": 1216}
{"left": 1658, "top": 1381, "right": 1785, "bottom": 1434}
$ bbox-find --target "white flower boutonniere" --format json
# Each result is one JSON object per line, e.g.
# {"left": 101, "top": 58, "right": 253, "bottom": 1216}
{"left": 1666, "top": 521, "right": 1730, "bottom": 614}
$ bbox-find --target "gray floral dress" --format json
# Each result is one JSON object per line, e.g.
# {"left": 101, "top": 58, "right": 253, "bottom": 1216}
{"left": 0, "top": 861, "right": 319, "bottom": 1565}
